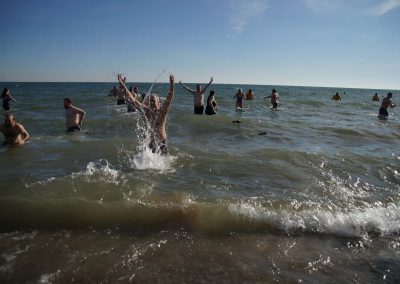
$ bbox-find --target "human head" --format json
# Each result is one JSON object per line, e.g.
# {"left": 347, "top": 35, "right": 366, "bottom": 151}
{"left": 63, "top": 98, "right": 72, "bottom": 109}
{"left": 272, "top": 89, "right": 277, "bottom": 94}
{"left": 133, "top": 87, "right": 139, "bottom": 93}
{"left": 249, "top": 89, "right": 253, "bottom": 93}
{"left": 388, "top": 92, "right": 393, "bottom": 98}
{"left": 4, "top": 113, "right": 15, "bottom": 127}
{"left": 143, "top": 94, "right": 160, "bottom": 110}
{"left": 207, "top": 90, "right": 215, "bottom": 103}
{"left": 196, "top": 84, "right": 201, "bottom": 92}
{"left": 1, "top": 88, "right": 9, "bottom": 97}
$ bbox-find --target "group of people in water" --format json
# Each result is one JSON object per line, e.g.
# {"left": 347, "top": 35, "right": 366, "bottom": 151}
{"left": 0, "top": 78, "right": 397, "bottom": 153}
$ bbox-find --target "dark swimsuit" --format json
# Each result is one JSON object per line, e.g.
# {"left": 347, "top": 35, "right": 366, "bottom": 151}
{"left": 67, "top": 125, "right": 81, "bottom": 132}
{"left": 205, "top": 102, "right": 217, "bottom": 115}
{"left": 194, "top": 105, "right": 204, "bottom": 115}
{"left": 379, "top": 107, "right": 388, "bottom": 117}
{"left": 2, "top": 99, "right": 10, "bottom": 111}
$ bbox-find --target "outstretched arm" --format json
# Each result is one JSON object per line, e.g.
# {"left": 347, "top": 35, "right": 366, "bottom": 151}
{"left": 179, "top": 81, "right": 196, "bottom": 95}
{"left": 161, "top": 75, "right": 175, "bottom": 118}
{"left": 201, "top": 77, "right": 213, "bottom": 94}
{"left": 117, "top": 74, "right": 144, "bottom": 109}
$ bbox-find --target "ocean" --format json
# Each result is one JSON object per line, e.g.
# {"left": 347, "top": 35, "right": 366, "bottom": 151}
{"left": 0, "top": 81, "right": 399, "bottom": 283}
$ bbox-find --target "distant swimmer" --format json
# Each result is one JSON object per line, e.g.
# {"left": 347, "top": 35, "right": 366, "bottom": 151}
{"left": 179, "top": 77, "right": 213, "bottom": 115}
{"left": 118, "top": 74, "right": 175, "bottom": 155}
{"left": 378, "top": 92, "right": 396, "bottom": 119}
{"left": 372, "top": 93, "right": 380, "bottom": 102}
{"left": 63, "top": 98, "right": 86, "bottom": 132}
{"left": 264, "top": 88, "right": 280, "bottom": 109}
{"left": 234, "top": 88, "right": 245, "bottom": 109}
{"left": 332, "top": 92, "right": 341, "bottom": 101}
{"left": 1, "top": 88, "right": 18, "bottom": 111}
{"left": 205, "top": 90, "right": 217, "bottom": 115}
{"left": 109, "top": 86, "right": 118, "bottom": 97}
{"left": 0, "top": 114, "right": 30, "bottom": 145}
{"left": 245, "top": 89, "right": 254, "bottom": 100}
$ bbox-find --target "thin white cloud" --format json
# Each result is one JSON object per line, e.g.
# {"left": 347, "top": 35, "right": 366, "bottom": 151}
{"left": 227, "top": 0, "right": 268, "bottom": 34}
{"left": 369, "top": 0, "right": 400, "bottom": 15}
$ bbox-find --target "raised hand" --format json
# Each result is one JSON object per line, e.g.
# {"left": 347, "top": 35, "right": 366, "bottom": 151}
{"left": 170, "top": 74, "right": 175, "bottom": 84}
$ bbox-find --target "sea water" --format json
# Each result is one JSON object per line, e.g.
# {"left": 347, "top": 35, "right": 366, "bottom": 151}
{"left": 0, "top": 81, "right": 399, "bottom": 283}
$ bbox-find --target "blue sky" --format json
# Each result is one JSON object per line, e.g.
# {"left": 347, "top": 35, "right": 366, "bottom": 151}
{"left": 0, "top": 0, "right": 399, "bottom": 89}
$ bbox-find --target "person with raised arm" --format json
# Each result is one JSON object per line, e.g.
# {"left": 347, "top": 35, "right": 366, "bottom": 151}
{"left": 0, "top": 114, "right": 30, "bottom": 145}
{"left": 118, "top": 74, "right": 175, "bottom": 155}
{"left": 179, "top": 77, "right": 213, "bottom": 115}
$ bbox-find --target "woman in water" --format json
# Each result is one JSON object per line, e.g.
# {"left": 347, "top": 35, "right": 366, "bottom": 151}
{"left": 245, "top": 89, "right": 254, "bottom": 100}
{"left": 234, "top": 88, "right": 245, "bottom": 109}
{"left": 205, "top": 90, "right": 217, "bottom": 115}
{"left": 1, "top": 88, "right": 18, "bottom": 111}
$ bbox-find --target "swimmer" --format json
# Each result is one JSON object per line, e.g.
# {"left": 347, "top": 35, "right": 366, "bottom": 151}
{"left": 264, "top": 89, "right": 280, "bottom": 109}
{"left": 245, "top": 89, "right": 254, "bottom": 100}
{"left": 234, "top": 88, "right": 245, "bottom": 109}
{"left": 0, "top": 114, "right": 30, "bottom": 145}
{"left": 1, "top": 88, "right": 18, "bottom": 111}
{"left": 205, "top": 90, "right": 217, "bottom": 115}
{"left": 332, "top": 92, "right": 341, "bottom": 101}
{"left": 109, "top": 86, "right": 118, "bottom": 97}
{"left": 179, "top": 77, "right": 213, "bottom": 115}
{"left": 118, "top": 74, "right": 175, "bottom": 155}
{"left": 372, "top": 93, "right": 380, "bottom": 102}
{"left": 378, "top": 92, "right": 396, "bottom": 119}
{"left": 64, "top": 98, "right": 86, "bottom": 132}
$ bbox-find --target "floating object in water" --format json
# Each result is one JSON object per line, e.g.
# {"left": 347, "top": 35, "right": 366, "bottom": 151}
{"left": 258, "top": 132, "right": 267, "bottom": 135}
{"left": 232, "top": 120, "right": 242, "bottom": 123}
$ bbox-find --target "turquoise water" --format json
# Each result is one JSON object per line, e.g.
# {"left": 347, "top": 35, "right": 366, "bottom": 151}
{"left": 0, "top": 82, "right": 399, "bottom": 283}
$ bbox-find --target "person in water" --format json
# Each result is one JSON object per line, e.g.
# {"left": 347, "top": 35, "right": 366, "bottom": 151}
{"left": 109, "top": 86, "right": 118, "bottom": 97}
{"left": 0, "top": 114, "right": 30, "bottom": 146}
{"left": 332, "top": 92, "right": 341, "bottom": 101}
{"left": 372, "top": 93, "right": 380, "bottom": 102}
{"left": 264, "top": 88, "right": 280, "bottom": 109}
{"left": 1, "top": 88, "right": 18, "bottom": 111}
{"left": 179, "top": 77, "right": 213, "bottom": 115}
{"left": 116, "top": 86, "right": 126, "bottom": 105}
{"left": 205, "top": 90, "right": 217, "bottom": 115}
{"left": 379, "top": 93, "right": 396, "bottom": 119}
{"left": 245, "top": 89, "right": 254, "bottom": 100}
{"left": 234, "top": 88, "right": 245, "bottom": 109}
{"left": 118, "top": 74, "right": 175, "bottom": 155}
{"left": 63, "top": 98, "right": 86, "bottom": 132}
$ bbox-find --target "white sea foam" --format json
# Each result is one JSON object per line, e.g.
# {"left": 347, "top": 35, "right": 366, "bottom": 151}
{"left": 73, "top": 159, "right": 125, "bottom": 186}
{"left": 229, "top": 202, "right": 400, "bottom": 238}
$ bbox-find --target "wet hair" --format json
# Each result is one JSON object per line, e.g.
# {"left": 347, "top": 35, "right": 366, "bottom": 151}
{"left": 388, "top": 92, "right": 393, "bottom": 97}
{"left": 64, "top": 98, "right": 72, "bottom": 104}
{"left": 4, "top": 113, "right": 14, "bottom": 120}
{"left": 1, "top": 88, "right": 9, "bottom": 98}
{"left": 272, "top": 89, "right": 277, "bottom": 93}
{"left": 207, "top": 91, "right": 215, "bottom": 104}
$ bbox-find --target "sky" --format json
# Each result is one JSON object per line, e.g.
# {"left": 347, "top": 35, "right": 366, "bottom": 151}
{"left": 0, "top": 0, "right": 399, "bottom": 89}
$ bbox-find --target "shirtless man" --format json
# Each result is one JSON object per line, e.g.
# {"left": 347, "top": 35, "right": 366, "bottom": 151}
{"left": 264, "top": 88, "right": 280, "bottom": 109}
{"left": 0, "top": 114, "right": 30, "bottom": 145}
{"left": 179, "top": 77, "right": 213, "bottom": 114}
{"left": 118, "top": 74, "right": 175, "bottom": 155}
{"left": 372, "top": 93, "right": 380, "bottom": 102}
{"left": 379, "top": 93, "right": 396, "bottom": 119}
{"left": 63, "top": 98, "right": 86, "bottom": 132}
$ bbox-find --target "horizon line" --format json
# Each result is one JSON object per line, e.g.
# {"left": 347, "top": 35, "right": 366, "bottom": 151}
{"left": 0, "top": 81, "right": 398, "bottom": 92}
